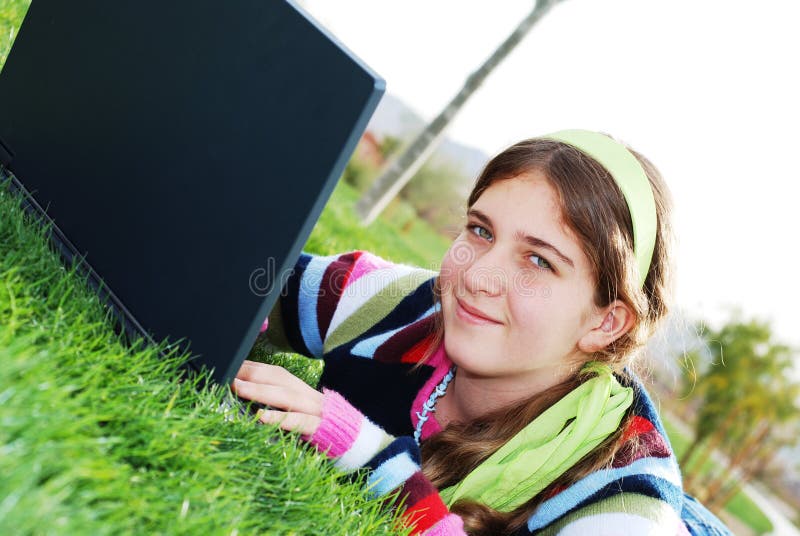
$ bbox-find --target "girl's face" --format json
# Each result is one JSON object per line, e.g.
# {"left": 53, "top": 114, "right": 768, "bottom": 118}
{"left": 440, "top": 171, "right": 603, "bottom": 392}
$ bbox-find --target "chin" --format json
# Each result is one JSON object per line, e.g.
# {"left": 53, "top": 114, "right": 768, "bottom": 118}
{"left": 443, "top": 328, "right": 496, "bottom": 374}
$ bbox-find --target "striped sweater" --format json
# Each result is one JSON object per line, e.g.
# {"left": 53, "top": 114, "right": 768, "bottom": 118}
{"left": 265, "top": 250, "right": 693, "bottom": 535}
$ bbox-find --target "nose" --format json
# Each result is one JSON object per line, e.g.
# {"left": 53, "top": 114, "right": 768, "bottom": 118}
{"left": 462, "top": 244, "right": 508, "bottom": 297}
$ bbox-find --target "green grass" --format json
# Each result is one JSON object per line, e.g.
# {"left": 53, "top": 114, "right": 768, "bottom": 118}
{"left": 0, "top": 175, "right": 445, "bottom": 536}
{"left": 0, "top": 0, "right": 29, "bottom": 67}
{"left": 662, "top": 416, "right": 774, "bottom": 535}
{"left": 1, "top": 180, "right": 425, "bottom": 535}
{"left": 724, "top": 493, "right": 776, "bottom": 536}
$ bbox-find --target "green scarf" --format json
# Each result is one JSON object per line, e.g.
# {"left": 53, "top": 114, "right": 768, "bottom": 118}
{"left": 439, "top": 362, "right": 633, "bottom": 512}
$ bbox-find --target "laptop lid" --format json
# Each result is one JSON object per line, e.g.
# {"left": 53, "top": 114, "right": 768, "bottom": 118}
{"left": 0, "top": 0, "right": 385, "bottom": 383}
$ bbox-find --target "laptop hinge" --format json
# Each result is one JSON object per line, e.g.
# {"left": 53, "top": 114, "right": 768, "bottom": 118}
{"left": 0, "top": 138, "right": 13, "bottom": 168}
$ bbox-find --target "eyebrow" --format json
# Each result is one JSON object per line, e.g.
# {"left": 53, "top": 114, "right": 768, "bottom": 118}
{"left": 467, "top": 208, "right": 575, "bottom": 269}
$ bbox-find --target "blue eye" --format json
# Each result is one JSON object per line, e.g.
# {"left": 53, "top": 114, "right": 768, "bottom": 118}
{"left": 529, "top": 254, "right": 552, "bottom": 270}
{"left": 468, "top": 224, "right": 493, "bottom": 242}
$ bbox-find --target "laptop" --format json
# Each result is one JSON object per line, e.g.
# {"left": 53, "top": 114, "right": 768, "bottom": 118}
{"left": 0, "top": 0, "right": 385, "bottom": 384}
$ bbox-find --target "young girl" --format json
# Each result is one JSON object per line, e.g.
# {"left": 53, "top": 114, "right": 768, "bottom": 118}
{"left": 232, "top": 130, "right": 731, "bottom": 535}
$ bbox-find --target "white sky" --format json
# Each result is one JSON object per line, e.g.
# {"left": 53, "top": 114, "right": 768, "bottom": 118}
{"left": 300, "top": 0, "right": 800, "bottom": 351}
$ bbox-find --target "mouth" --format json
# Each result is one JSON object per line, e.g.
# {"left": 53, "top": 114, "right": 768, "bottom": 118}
{"left": 454, "top": 297, "right": 502, "bottom": 325}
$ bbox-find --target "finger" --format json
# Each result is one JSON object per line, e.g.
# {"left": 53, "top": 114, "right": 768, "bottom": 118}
{"left": 236, "top": 360, "right": 279, "bottom": 382}
{"left": 256, "top": 409, "right": 320, "bottom": 436}
{"left": 232, "top": 378, "right": 322, "bottom": 416}
{"left": 236, "top": 361, "right": 303, "bottom": 388}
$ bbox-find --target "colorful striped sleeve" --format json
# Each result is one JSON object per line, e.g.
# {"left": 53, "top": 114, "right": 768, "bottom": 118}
{"left": 263, "top": 250, "right": 436, "bottom": 359}
{"left": 532, "top": 493, "right": 689, "bottom": 535}
{"left": 305, "top": 389, "right": 466, "bottom": 536}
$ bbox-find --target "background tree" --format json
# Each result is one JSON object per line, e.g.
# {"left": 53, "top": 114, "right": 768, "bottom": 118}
{"left": 679, "top": 315, "right": 800, "bottom": 510}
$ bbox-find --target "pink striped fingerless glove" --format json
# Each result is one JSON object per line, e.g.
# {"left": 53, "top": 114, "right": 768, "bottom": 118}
{"left": 303, "top": 389, "right": 467, "bottom": 535}
{"left": 304, "top": 388, "right": 394, "bottom": 471}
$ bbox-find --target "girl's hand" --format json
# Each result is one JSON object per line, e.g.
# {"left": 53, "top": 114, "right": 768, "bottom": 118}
{"left": 231, "top": 360, "right": 323, "bottom": 436}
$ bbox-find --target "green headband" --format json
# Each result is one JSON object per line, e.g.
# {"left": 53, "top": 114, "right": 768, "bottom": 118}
{"left": 542, "top": 129, "right": 657, "bottom": 288}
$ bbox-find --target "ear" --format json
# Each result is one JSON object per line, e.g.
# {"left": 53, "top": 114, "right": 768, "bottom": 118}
{"left": 577, "top": 300, "right": 636, "bottom": 354}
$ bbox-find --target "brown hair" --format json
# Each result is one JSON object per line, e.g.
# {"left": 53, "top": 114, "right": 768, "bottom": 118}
{"left": 418, "top": 137, "right": 675, "bottom": 535}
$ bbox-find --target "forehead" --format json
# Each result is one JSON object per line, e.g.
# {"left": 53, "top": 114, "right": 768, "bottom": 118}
{"left": 472, "top": 171, "right": 564, "bottom": 230}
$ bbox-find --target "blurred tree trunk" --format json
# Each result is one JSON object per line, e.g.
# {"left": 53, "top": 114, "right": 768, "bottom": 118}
{"left": 683, "top": 410, "right": 736, "bottom": 497}
{"left": 356, "top": 0, "right": 566, "bottom": 225}
{"left": 709, "top": 433, "right": 780, "bottom": 511}
{"left": 679, "top": 435, "right": 706, "bottom": 470}
{"left": 703, "top": 422, "right": 768, "bottom": 508}
{"left": 709, "top": 423, "right": 796, "bottom": 510}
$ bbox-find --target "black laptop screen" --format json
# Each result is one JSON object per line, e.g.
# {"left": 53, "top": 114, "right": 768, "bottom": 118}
{"left": 0, "top": 0, "right": 384, "bottom": 382}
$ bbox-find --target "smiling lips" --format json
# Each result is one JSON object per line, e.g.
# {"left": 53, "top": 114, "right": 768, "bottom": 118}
{"left": 455, "top": 297, "right": 503, "bottom": 325}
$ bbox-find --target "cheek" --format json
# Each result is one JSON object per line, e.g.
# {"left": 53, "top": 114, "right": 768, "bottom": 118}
{"left": 445, "top": 237, "right": 476, "bottom": 269}
{"left": 506, "top": 286, "right": 593, "bottom": 348}
{"left": 440, "top": 238, "right": 474, "bottom": 289}
{"left": 507, "top": 295, "right": 547, "bottom": 338}
{"left": 438, "top": 256, "right": 456, "bottom": 302}
{"left": 509, "top": 269, "right": 550, "bottom": 301}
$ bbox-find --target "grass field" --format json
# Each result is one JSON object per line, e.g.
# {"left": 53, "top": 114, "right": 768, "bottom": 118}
{"left": 0, "top": 157, "right": 452, "bottom": 534}
{"left": 2, "top": 176, "right": 447, "bottom": 534}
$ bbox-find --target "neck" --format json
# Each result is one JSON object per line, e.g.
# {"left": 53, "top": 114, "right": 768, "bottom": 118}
{"left": 438, "top": 364, "right": 576, "bottom": 425}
